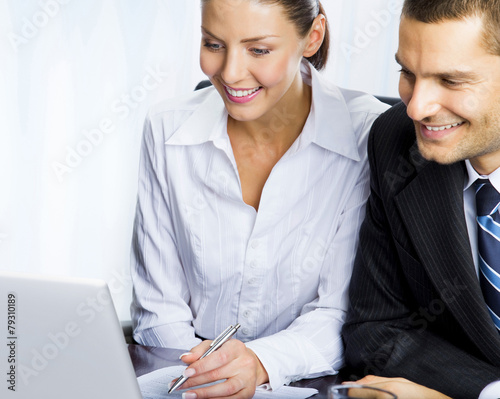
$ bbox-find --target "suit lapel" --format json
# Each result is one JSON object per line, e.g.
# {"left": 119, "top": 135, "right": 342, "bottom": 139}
{"left": 394, "top": 159, "right": 500, "bottom": 363}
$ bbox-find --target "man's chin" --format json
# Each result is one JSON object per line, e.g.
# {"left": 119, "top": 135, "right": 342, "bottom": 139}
{"left": 413, "top": 121, "right": 471, "bottom": 165}
{"left": 415, "top": 139, "right": 461, "bottom": 165}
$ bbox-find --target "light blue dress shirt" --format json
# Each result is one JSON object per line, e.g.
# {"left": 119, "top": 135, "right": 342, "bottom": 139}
{"left": 464, "top": 160, "right": 500, "bottom": 399}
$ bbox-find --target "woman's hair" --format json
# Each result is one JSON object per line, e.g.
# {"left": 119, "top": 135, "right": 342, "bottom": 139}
{"left": 201, "top": 0, "right": 330, "bottom": 70}
{"left": 260, "top": 0, "right": 330, "bottom": 70}
{"left": 402, "top": 0, "right": 500, "bottom": 56}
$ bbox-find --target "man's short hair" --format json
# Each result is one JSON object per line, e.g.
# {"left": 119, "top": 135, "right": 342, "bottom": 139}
{"left": 402, "top": 0, "right": 500, "bottom": 56}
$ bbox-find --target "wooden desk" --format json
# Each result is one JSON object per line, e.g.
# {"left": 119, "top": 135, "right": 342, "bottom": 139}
{"left": 128, "top": 344, "right": 344, "bottom": 398}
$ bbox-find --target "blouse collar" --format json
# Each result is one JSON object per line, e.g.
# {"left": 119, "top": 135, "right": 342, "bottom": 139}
{"left": 166, "top": 61, "right": 361, "bottom": 161}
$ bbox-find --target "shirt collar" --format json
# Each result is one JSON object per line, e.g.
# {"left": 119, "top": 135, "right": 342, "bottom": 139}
{"left": 300, "top": 61, "right": 359, "bottom": 161}
{"left": 165, "top": 89, "right": 228, "bottom": 146}
{"left": 166, "top": 61, "right": 359, "bottom": 161}
{"left": 464, "top": 159, "right": 500, "bottom": 193}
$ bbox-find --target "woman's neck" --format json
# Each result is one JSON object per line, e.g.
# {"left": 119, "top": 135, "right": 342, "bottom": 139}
{"left": 228, "top": 77, "right": 312, "bottom": 152}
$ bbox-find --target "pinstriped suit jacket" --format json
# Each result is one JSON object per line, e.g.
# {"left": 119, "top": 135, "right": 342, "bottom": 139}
{"left": 342, "top": 103, "right": 500, "bottom": 399}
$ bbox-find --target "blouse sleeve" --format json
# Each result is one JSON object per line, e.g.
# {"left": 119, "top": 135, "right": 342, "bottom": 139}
{"left": 130, "top": 113, "right": 201, "bottom": 350}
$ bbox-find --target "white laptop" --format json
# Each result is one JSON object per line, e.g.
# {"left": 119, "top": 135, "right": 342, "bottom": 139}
{"left": 0, "top": 271, "right": 142, "bottom": 399}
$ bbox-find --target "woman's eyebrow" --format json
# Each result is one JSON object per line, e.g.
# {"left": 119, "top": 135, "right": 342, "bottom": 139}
{"left": 241, "top": 34, "right": 279, "bottom": 43}
{"left": 201, "top": 27, "right": 278, "bottom": 43}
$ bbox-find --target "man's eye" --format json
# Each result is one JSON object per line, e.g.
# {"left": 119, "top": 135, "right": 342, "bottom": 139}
{"left": 442, "top": 79, "right": 464, "bottom": 88}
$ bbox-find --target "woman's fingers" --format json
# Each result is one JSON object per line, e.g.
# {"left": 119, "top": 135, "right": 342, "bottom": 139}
{"left": 172, "top": 339, "right": 261, "bottom": 398}
{"left": 182, "top": 376, "right": 251, "bottom": 399}
{"left": 179, "top": 340, "right": 246, "bottom": 387}
{"left": 180, "top": 341, "right": 213, "bottom": 364}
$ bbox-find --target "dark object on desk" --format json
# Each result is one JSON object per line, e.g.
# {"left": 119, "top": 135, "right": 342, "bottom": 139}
{"left": 194, "top": 79, "right": 401, "bottom": 106}
{"left": 122, "top": 320, "right": 136, "bottom": 344}
{"left": 195, "top": 79, "right": 214, "bottom": 91}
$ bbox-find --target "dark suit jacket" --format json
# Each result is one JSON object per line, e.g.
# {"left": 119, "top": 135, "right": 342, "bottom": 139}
{"left": 342, "top": 103, "right": 500, "bottom": 399}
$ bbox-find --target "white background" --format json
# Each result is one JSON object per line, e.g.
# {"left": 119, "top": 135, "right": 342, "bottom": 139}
{"left": 1, "top": 0, "right": 402, "bottom": 321}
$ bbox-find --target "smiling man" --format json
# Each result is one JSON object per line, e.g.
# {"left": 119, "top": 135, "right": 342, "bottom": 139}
{"left": 342, "top": 1, "right": 500, "bottom": 398}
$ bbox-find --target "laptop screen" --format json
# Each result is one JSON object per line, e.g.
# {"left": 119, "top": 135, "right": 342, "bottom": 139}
{"left": 0, "top": 271, "right": 142, "bottom": 399}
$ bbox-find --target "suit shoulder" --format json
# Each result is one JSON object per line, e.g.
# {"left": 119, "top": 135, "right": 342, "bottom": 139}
{"left": 369, "top": 102, "right": 416, "bottom": 155}
{"left": 367, "top": 102, "right": 430, "bottom": 194}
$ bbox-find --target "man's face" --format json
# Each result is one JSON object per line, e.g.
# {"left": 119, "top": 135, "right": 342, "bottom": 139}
{"left": 397, "top": 16, "right": 500, "bottom": 174}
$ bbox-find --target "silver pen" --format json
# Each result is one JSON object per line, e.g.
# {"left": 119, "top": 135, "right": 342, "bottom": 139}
{"left": 168, "top": 323, "right": 241, "bottom": 394}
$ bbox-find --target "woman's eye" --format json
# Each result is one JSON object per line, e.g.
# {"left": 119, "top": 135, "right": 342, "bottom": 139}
{"left": 251, "top": 48, "right": 270, "bottom": 56}
{"left": 203, "top": 41, "right": 223, "bottom": 52}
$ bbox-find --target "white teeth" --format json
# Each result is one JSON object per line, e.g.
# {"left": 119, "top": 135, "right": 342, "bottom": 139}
{"left": 226, "top": 86, "right": 260, "bottom": 97}
{"left": 425, "top": 122, "right": 463, "bottom": 131}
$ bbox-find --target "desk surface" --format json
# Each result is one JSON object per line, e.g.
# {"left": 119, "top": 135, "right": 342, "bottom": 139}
{"left": 128, "top": 344, "right": 343, "bottom": 398}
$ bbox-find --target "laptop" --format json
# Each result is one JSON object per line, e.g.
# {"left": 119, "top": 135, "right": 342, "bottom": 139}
{"left": 0, "top": 271, "right": 142, "bottom": 399}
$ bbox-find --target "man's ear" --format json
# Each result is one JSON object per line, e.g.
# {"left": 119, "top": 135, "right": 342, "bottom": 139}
{"left": 303, "top": 14, "right": 326, "bottom": 58}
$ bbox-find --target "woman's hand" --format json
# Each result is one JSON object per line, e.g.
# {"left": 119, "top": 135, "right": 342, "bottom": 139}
{"left": 173, "top": 338, "right": 269, "bottom": 399}
{"left": 347, "top": 375, "right": 453, "bottom": 399}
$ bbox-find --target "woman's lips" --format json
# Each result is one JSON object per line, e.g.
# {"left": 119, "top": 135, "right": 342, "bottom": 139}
{"left": 223, "top": 85, "right": 262, "bottom": 104}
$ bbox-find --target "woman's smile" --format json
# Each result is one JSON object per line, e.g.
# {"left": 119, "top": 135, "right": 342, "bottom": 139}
{"left": 223, "top": 84, "right": 263, "bottom": 103}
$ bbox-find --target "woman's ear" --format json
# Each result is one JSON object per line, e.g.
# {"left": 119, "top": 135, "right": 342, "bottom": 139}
{"left": 303, "top": 14, "right": 326, "bottom": 58}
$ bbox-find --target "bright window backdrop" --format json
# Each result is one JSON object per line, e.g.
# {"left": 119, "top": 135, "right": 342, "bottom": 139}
{"left": 1, "top": 0, "right": 402, "bottom": 321}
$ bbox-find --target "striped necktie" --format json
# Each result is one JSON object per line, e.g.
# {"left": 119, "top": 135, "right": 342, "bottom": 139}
{"left": 475, "top": 179, "right": 500, "bottom": 332}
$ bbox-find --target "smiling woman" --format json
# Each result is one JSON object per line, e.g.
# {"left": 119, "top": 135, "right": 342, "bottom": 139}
{"left": 199, "top": 0, "right": 324, "bottom": 128}
{"left": 130, "top": 0, "right": 389, "bottom": 398}
{"left": 3, "top": 0, "right": 402, "bottom": 336}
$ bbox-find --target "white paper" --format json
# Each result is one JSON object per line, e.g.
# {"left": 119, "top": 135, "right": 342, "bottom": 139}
{"left": 137, "top": 365, "right": 318, "bottom": 399}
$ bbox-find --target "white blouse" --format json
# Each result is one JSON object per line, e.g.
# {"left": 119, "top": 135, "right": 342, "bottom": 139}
{"left": 130, "top": 61, "right": 389, "bottom": 389}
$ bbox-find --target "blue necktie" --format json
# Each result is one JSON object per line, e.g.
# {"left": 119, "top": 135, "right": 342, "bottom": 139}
{"left": 476, "top": 179, "right": 500, "bottom": 332}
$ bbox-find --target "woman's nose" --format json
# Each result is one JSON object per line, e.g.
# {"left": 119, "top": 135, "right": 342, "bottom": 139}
{"left": 220, "top": 50, "right": 246, "bottom": 85}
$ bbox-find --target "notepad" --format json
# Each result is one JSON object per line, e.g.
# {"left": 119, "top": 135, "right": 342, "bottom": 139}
{"left": 137, "top": 365, "right": 318, "bottom": 399}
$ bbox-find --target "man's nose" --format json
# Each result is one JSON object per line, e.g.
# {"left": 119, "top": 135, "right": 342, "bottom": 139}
{"left": 405, "top": 80, "right": 442, "bottom": 122}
